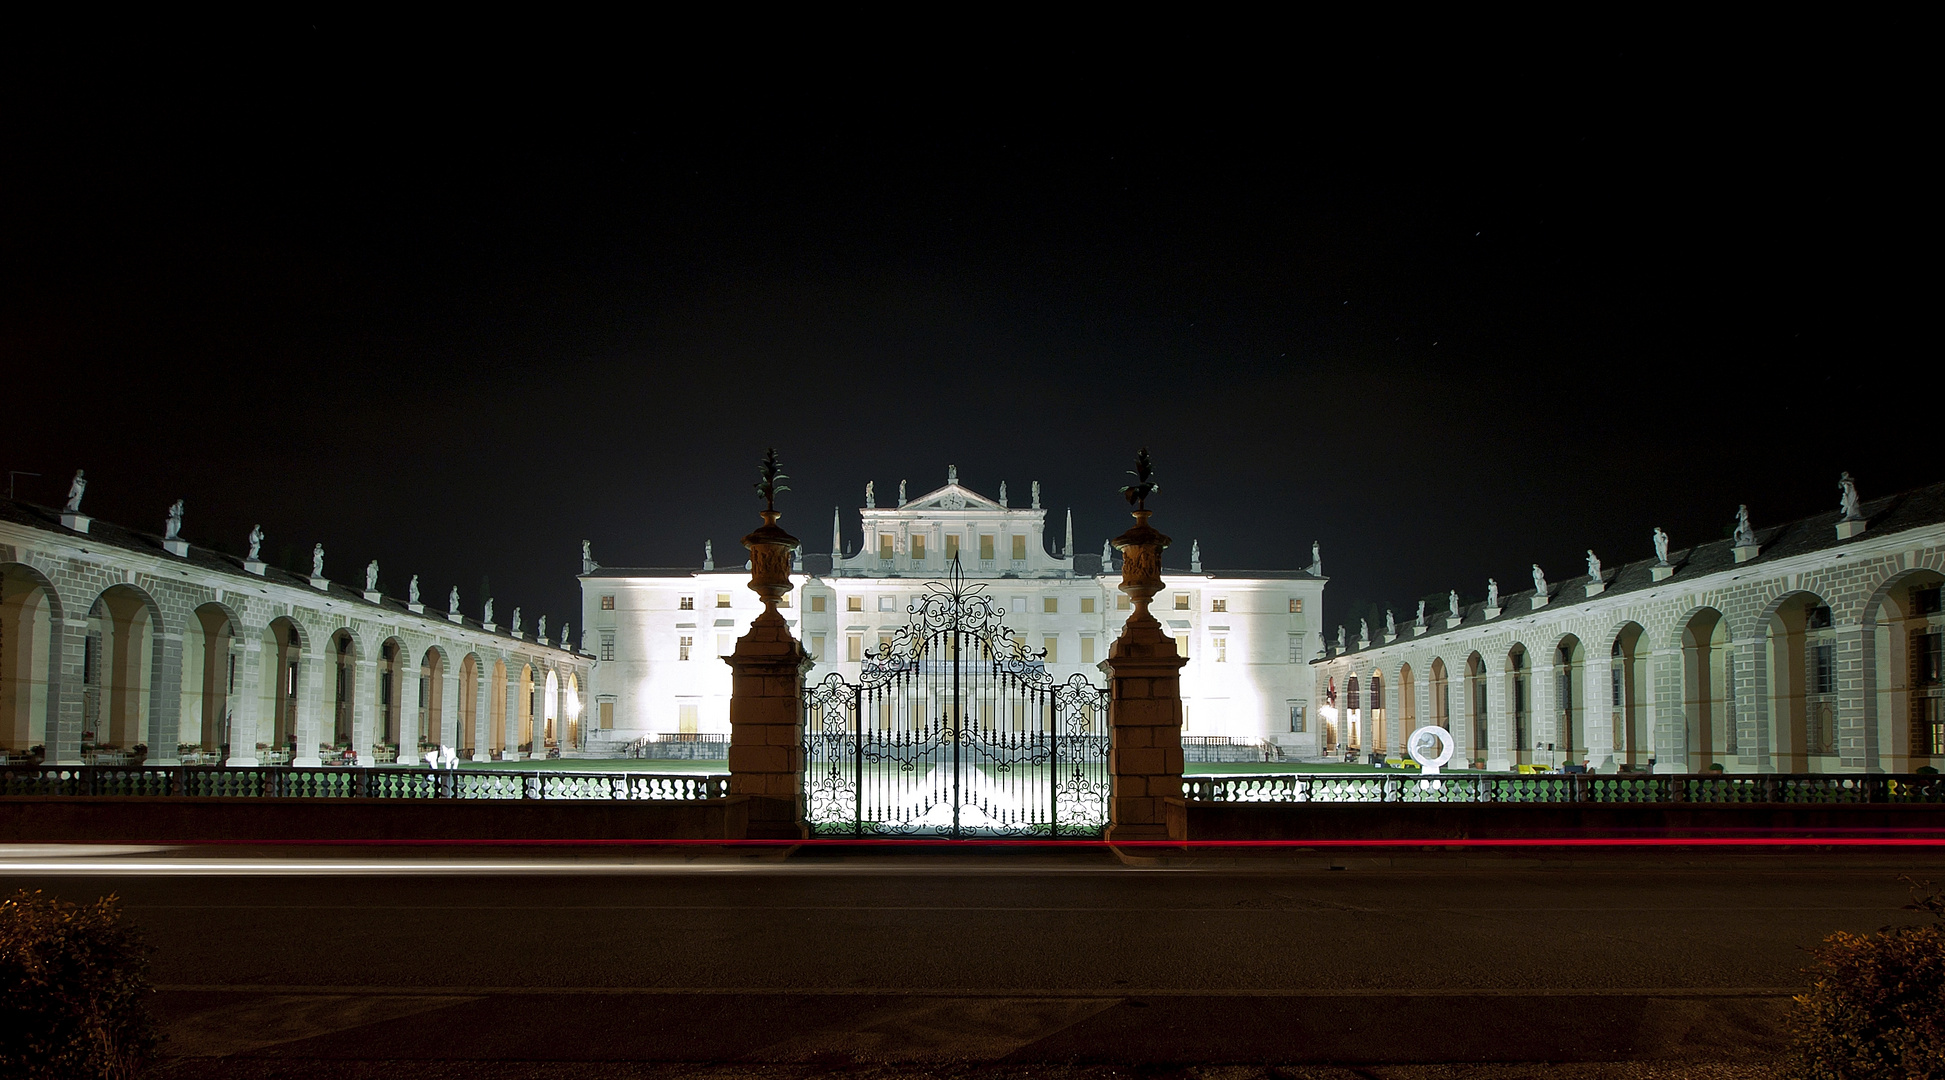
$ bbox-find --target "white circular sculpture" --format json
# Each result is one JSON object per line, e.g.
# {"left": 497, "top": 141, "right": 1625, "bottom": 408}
{"left": 1406, "top": 725, "right": 1456, "bottom": 775}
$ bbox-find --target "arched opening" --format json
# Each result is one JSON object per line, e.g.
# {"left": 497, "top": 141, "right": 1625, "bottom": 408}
{"left": 489, "top": 659, "right": 507, "bottom": 756}
{"left": 85, "top": 585, "right": 160, "bottom": 763}
{"left": 1681, "top": 608, "right": 1733, "bottom": 771}
{"left": 458, "top": 652, "right": 480, "bottom": 756}
{"left": 1430, "top": 658, "right": 1449, "bottom": 730}
{"left": 543, "top": 668, "right": 560, "bottom": 750}
{"left": 1506, "top": 644, "right": 1530, "bottom": 766}
{"left": 259, "top": 617, "right": 304, "bottom": 765}
{"left": 185, "top": 603, "right": 239, "bottom": 762}
{"left": 1465, "top": 652, "right": 1487, "bottom": 764}
{"left": 519, "top": 664, "right": 535, "bottom": 753}
{"left": 1368, "top": 671, "right": 1386, "bottom": 755}
{"left": 329, "top": 629, "right": 359, "bottom": 755}
{"left": 1, "top": 563, "right": 58, "bottom": 761}
{"left": 1868, "top": 571, "right": 1945, "bottom": 772}
{"left": 376, "top": 637, "right": 404, "bottom": 762}
{"left": 1345, "top": 675, "right": 1361, "bottom": 751}
{"left": 420, "top": 647, "right": 446, "bottom": 751}
{"left": 1611, "top": 623, "right": 1648, "bottom": 769}
{"left": 1768, "top": 592, "right": 1834, "bottom": 771}
{"left": 565, "top": 672, "right": 581, "bottom": 749}
{"left": 1556, "top": 635, "right": 1584, "bottom": 767}
{"left": 1399, "top": 663, "right": 1416, "bottom": 742}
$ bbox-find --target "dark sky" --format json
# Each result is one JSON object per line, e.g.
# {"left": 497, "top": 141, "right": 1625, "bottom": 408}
{"left": 0, "top": 24, "right": 1926, "bottom": 636}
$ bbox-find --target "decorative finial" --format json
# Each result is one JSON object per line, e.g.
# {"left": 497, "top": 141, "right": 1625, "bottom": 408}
{"left": 1120, "top": 447, "right": 1158, "bottom": 510}
{"left": 755, "top": 448, "right": 788, "bottom": 513}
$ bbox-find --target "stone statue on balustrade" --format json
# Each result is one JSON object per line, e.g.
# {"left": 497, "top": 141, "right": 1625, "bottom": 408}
{"left": 1487, "top": 579, "right": 1499, "bottom": 610}
{"left": 366, "top": 560, "right": 380, "bottom": 592}
{"left": 1653, "top": 527, "right": 1670, "bottom": 565}
{"left": 312, "top": 543, "right": 325, "bottom": 578}
{"left": 409, "top": 576, "right": 421, "bottom": 604}
{"left": 1840, "top": 472, "right": 1862, "bottom": 520}
{"left": 1733, "top": 505, "right": 1756, "bottom": 547}
{"left": 164, "top": 500, "right": 184, "bottom": 539}
{"left": 65, "top": 470, "right": 86, "bottom": 513}
{"left": 247, "top": 525, "right": 264, "bottom": 561}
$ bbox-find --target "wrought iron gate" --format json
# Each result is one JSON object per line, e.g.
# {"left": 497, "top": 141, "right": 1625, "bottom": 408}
{"left": 804, "top": 562, "right": 1111, "bottom": 837}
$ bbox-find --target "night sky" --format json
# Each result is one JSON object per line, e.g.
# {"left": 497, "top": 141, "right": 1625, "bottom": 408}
{"left": 1, "top": 26, "right": 1924, "bottom": 639}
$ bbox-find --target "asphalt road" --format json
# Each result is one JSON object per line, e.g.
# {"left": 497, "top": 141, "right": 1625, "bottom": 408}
{"left": 5, "top": 845, "right": 1940, "bottom": 1077}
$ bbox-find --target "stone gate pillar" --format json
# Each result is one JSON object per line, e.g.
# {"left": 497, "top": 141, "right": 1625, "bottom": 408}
{"left": 726, "top": 452, "right": 812, "bottom": 839}
{"left": 1103, "top": 452, "right": 1187, "bottom": 843}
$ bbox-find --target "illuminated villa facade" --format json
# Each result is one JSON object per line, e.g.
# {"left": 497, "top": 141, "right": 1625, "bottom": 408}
{"left": 580, "top": 471, "right": 1328, "bottom": 757}
{"left": 1313, "top": 479, "right": 1945, "bottom": 775}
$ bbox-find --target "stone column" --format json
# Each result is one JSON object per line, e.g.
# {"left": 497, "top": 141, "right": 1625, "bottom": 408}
{"left": 440, "top": 665, "right": 459, "bottom": 754}
{"left": 727, "top": 464, "right": 812, "bottom": 840}
{"left": 1836, "top": 621, "right": 1876, "bottom": 771}
{"left": 225, "top": 636, "right": 262, "bottom": 767}
{"left": 1583, "top": 655, "right": 1614, "bottom": 772}
{"left": 1104, "top": 484, "right": 1187, "bottom": 843}
{"left": 1733, "top": 635, "right": 1771, "bottom": 771}
{"left": 1485, "top": 665, "right": 1512, "bottom": 772}
{"left": 352, "top": 657, "right": 377, "bottom": 764}
{"left": 293, "top": 650, "right": 326, "bottom": 768}
{"left": 1530, "top": 659, "right": 1556, "bottom": 767}
{"left": 51, "top": 615, "right": 88, "bottom": 765}
{"left": 149, "top": 629, "right": 184, "bottom": 764}
{"left": 1650, "top": 645, "right": 1685, "bottom": 772}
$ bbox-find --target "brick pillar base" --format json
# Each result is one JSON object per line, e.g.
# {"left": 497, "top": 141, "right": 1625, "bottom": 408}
{"left": 1104, "top": 617, "right": 1188, "bottom": 842}
{"left": 726, "top": 607, "right": 812, "bottom": 839}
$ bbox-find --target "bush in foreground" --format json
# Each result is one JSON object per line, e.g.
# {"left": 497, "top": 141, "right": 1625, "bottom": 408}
{"left": 1786, "top": 879, "right": 1945, "bottom": 1079}
{"left": 0, "top": 890, "right": 157, "bottom": 1080}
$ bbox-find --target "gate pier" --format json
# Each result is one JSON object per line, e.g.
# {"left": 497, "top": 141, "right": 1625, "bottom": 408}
{"left": 1105, "top": 453, "right": 1188, "bottom": 843}
{"left": 727, "top": 452, "right": 812, "bottom": 839}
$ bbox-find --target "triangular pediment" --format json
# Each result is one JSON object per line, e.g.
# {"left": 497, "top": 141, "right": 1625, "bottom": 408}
{"left": 900, "top": 483, "right": 1005, "bottom": 512}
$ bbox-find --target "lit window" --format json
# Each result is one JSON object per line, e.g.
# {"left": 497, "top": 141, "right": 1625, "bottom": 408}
{"left": 1117, "top": 595, "right": 1131, "bottom": 611}
{"left": 1289, "top": 598, "right": 1304, "bottom": 614}
{"left": 879, "top": 633, "right": 892, "bottom": 653}
{"left": 847, "top": 596, "right": 863, "bottom": 612}
{"left": 599, "top": 700, "right": 615, "bottom": 729}
{"left": 1043, "top": 636, "right": 1059, "bottom": 663}
{"left": 600, "top": 633, "right": 615, "bottom": 662}
{"left": 1081, "top": 636, "right": 1096, "bottom": 664}
{"left": 1043, "top": 597, "right": 1059, "bottom": 614}
{"left": 678, "top": 703, "right": 699, "bottom": 734}
{"left": 679, "top": 596, "right": 694, "bottom": 610}
{"left": 1173, "top": 634, "right": 1190, "bottom": 659}
{"left": 1212, "top": 598, "right": 1227, "bottom": 612}
{"left": 778, "top": 594, "right": 791, "bottom": 608}
{"left": 1213, "top": 636, "right": 1227, "bottom": 662}
{"left": 810, "top": 635, "right": 824, "bottom": 660}
{"left": 717, "top": 634, "right": 732, "bottom": 656}
{"left": 1012, "top": 535, "right": 1027, "bottom": 560}
{"left": 847, "top": 635, "right": 863, "bottom": 662}
{"left": 678, "top": 636, "right": 692, "bottom": 661}
{"left": 1080, "top": 596, "right": 1095, "bottom": 614}
{"left": 811, "top": 595, "right": 827, "bottom": 613}
{"left": 878, "top": 595, "right": 896, "bottom": 612}
{"left": 716, "top": 593, "right": 731, "bottom": 608}
{"left": 1288, "top": 634, "right": 1304, "bottom": 663}
{"left": 1174, "top": 594, "right": 1190, "bottom": 610}
{"left": 980, "top": 534, "right": 995, "bottom": 560}
{"left": 880, "top": 534, "right": 895, "bottom": 560}
{"left": 911, "top": 535, "right": 926, "bottom": 560}
{"left": 1289, "top": 701, "right": 1307, "bottom": 733}
{"left": 946, "top": 535, "right": 960, "bottom": 561}
{"left": 600, "top": 595, "right": 615, "bottom": 610}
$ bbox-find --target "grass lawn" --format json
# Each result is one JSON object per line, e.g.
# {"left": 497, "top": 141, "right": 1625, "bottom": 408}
{"left": 457, "top": 758, "right": 725, "bottom": 773}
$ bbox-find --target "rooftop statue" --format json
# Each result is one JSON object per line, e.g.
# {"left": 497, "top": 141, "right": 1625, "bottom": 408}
{"left": 898, "top": 479, "right": 907, "bottom": 506}
{"left": 1531, "top": 563, "right": 1547, "bottom": 598}
{"left": 247, "top": 525, "right": 264, "bottom": 561}
{"left": 948, "top": 464, "right": 958, "bottom": 485}
{"left": 1586, "top": 549, "right": 1602, "bottom": 579}
{"left": 537, "top": 615, "right": 547, "bottom": 640}
{"left": 1487, "top": 578, "right": 1499, "bottom": 610}
{"left": 511, "top": 608, "right": 522, "bottom": 636}
{"left": 312, "top": 543, "right": 325, "bottom": 579}
{"left": 1309, "top": 540, "right": 1322, "bottom": 576}
{"left": 484, "top": 598, "right": 494, "bottom": 625}
{"left": 999, "top": 481, "right": 1008, "bottom": 508}
{"left": 1653, "top": 527, "right": 1670, "bottom": 565}
{"left": 704, "top": 540, "right": 714, "bottom": 570}
{"left": 1734, "top": 504, "right": 1756, "bottom": 547}
{"left": 408, "top": 575, "right": 421, "bottom": 604}
{"left": 1101, "top": 539, "right": 1112, "bottom": 565}
{"left": 164, "top": 499, "right": 184, "bottom": 540}
{"left": 1448, "top": 590, "right": 1460, "bottom": 619}
{"left": 449, "top": 586, "right": 460, "bottom": 612}
{"left": 65, "top": 470, "right": 86, "bottom": 513}
{"left": 581, "top": 539, "right": 595, "bottom": 574}
{"left": 1840, "top": 471, "right": 1863, "bottom": 520}
{"left": 865, "top": 481, "right": 875, "bottom": 509}
{"left": 1032, "top": 481, "right": 1041, "bottom": 510}
{"left": 1415, "top": 600, "right": 1427, "bottom": 627}
{"left": 1191, "top": 539, "right": 1201, "bottom": 573}
{"left": 1358, "top": 618, "right": 1369, "bottom": 643}
{"left": 1385, "top": 609, "right": 1396, "bottom": 637}
{"left": 366, "top": 560, "right": 380, "bottom": 592}
{"left": 560, "top": 623, "right": 571, "bottom": 651}
{"left": 1337, "top": 625, "right": 1346, "bottom": 650}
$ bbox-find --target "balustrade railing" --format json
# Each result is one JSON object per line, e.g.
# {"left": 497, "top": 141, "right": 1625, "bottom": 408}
{"left": 1182, "top": 772, "right": 1945, "bottom": 805}
{"left": 0, "top": 765, "right": 728, "bottom": 801}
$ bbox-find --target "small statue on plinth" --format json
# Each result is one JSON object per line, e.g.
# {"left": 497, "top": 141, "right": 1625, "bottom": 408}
{"left": 312, "top": 543, "right": 325, "bottom": 579}
{"left": 865, "top": 481, "right": 875, "bottom": 509}
{"left": 1384, "top": 609, "right": 1396, "bottom": 637}
{"left": 1653, "top": 527, "right": 1670, "bottom": 566}
{"left": 1415, "top": 600, "right": 1427, "bottom": 628}
{"left": 948, "top": 464, "right": 958, "bottom": 485}
{"left": 65, "top": 470, "right": 86, "bottom": 513}
{"left": 247, "top": 525, "right": 264, "bottom": 561}
{"left": 1336, "top": 625, "right": 1347, "bottom": 650}
{"left": 1586, "top": 550, "right": 1602, "bottom": 580}
{"left": 408, "top": 576, "right": 421, "bottom": 605}
{"left": 366, "top": 560, "right": 380, "bottom": 592}
{"left": 1733, "top": 504, "right": 1756, "bottom": 547}
{"left": 898, "top": 479, "right": 907, "bottom": 506}
{"left": 537, "top": 615, "right": 547, "bottom": 641}
{"left": 511, "top": 608, "right": 522, "bottom": 636}
{"left": 1309, "top": 540, "right": 1323, "bottom": 576}
{"left": 483, "top": 598, "right": 494, "bottom": 625}
{"left": 1449, "top": 590, "right": 1461, "bottom": 619}
{"left": 999, "top": 481, "right": 1008, "bottom": 508}
{"left": 164, "top": 499, "right": 184, "bottom": 539}
{"left": 581, "top": 539, "right": 595, "bottom": 574}
{"left": 1531, "top": 564, "right": 1547, "bottom": 599}
{"left": 1487, "top": 579, "right": 1500, "bottom": 610}
{"left": 1840, "top": 472, "right": 1862, "bottom": 520}
{"left": 1032, "top": 480, "right": 1041, "bottom": 509}
{"left": 449, "top": 586, "right": 460, "bottom": 612}
{"left": 1191, "top": 539, "right": 1201, "bottom": 573}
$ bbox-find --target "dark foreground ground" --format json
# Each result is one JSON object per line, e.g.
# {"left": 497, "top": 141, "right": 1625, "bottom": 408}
{"left": 5, "top": 843, "right": 1940, "bottom": 1079}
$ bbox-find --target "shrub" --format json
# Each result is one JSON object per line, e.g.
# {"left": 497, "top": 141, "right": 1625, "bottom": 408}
{"left": 0, "top": 891, "right": 158, "bottom": 1080}
{"left": 1785, "top": 879, "right": 1945, "bottom": 1079}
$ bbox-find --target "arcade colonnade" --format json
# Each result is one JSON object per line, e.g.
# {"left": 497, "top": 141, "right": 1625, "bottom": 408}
{"left": 1315, "top": 496, "right": 1945, "bottom": 774}
{"left": 0, "top": 507, "right": 590, "bottom": 767}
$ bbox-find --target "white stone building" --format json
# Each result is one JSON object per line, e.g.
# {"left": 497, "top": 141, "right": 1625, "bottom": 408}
{"left": 1313, "top": 478, "right": 1945, "bottom": 774}
{"left": 0, "top": 491, "right": 591, "bottom": 767}
{"left": 581, "top": 472, "right": 1328, "bottom": 755}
